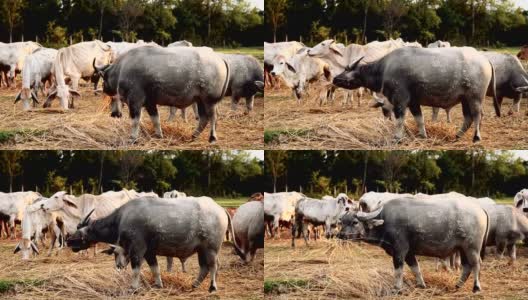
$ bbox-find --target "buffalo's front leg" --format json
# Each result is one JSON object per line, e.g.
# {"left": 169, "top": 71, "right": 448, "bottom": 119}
{"left": 145, "top": 103, "right": 163, "bottom": 138}
{"left": 145, "top": 253, "right": 163, "bottom": 288}
{"left": 409, "top": 102, "right": 427, "bottom": 138}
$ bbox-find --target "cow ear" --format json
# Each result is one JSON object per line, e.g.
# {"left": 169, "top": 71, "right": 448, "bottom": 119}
{"left": 63, "top": 197, "right": 78, "bottom": 208}
{"left": 69, "top": 89, "right": 81, "bottom": 98}
{"left": 30, "top": 241, "right": 40, "bottom": 255}
{"left": 14, "top": 242, "right": 21, "bottom": 254}
{"left": 286, "top": 62, "right": 296, "bottom": 73}
{"left": 330, "top": 44, "right": 343, "bottom": 57}
{"left": 14, "top": 92, "right": 21, "bottom": 103}
{"left": 101, "top": 247, "right": 115, "bottom": 255}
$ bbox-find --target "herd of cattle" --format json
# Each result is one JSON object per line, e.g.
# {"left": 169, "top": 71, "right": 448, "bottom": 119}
{"left": 265, "top": 38, "right": 528, "bottom": 143}
{"left": 0, "top": 189, "right": 264, "bottom": 292}
{"left": 0, "top": 40, "right": 264, "bottom": 143}
{"left": 264, "top": 190, "right": 528, "bottom": 293}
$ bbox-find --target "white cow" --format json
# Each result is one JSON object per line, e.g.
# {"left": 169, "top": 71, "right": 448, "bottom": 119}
{"left": 263, "top": 191, "right": 304, "bottom": 238}
{"left": 427, "top": 40, "right": 451, "bottom": 48}
{"left": 264, "top": 41, "right": 305, "bottom": 88}
{"left": 359, "top": 191, "right": 413, "bottom": 212}
{"left": 106, "top": 40, "right": 159, "bottom": 62}
{"left": 292, "top": 193, "right": 353, "bottom": 247}
{"left": 163, "top": 190, "right": 187, "bottom": 198}
{"left": 514, "top": 189, "right": 528, "bottom": 216}
{"left": 37, "top": 189, "right": 143, "bottom": 235}
{"left": 44, "top": 40, "right": 113, "bottom": 109}
{"left": 270, "top": 48, "right": 330, "bottom": 103}
{"left": 14, "top": 199, "right": 64, "bottom": 260}
{"left": 167, "top": 40, "right": 193, "bottom": 47}
{"left": 0, "top": 41, "right": 42, "bottom": 87}
{"left": 0, "top": 191, "right": 41, "bottom": 238}
{"left": 15, "top": 48, "right": 58, "bottom": 110}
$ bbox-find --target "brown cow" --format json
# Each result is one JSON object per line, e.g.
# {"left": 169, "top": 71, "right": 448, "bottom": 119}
{"left": 517, "top": 45, "right": 528, "bottom": 60}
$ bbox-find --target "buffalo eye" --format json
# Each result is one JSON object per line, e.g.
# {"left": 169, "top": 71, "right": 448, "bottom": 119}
{"left": 352, "top": 220, "right": 359, "bottom": 225}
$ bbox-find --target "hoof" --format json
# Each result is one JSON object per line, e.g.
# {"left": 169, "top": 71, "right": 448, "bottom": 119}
{"left": 153, "top": 283, "right": 163, "bottom": 289}
{"left": 417, "top": 283, "right": 427, "bottom": 289}
{"left": 472, "top": 285, "right": 481, "bottom": 293}
{"left": 472, "top": 136, "right": 481, "bottom": 143}
{"left": 209, "top": 136, "right": 217, "bottom": 144}
{"left": 208, "top": 285, "right": 217, "bottom": 293}
{"left": 110, "top": 111, "right": 122, "bottom": 118}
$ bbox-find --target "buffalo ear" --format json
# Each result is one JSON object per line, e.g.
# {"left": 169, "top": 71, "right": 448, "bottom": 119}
{"left": 14, "top": 92, "right": 21, "bottom": 103}
{"left": 286, "top": 62, "right": 296, "bottom": 73}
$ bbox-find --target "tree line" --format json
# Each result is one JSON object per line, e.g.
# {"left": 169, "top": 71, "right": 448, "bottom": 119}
{"left": 264, "top": 150, "right": 527, "bottom": 199}
{"left": 0, "top": 150, "right": 263, "bottom": 198}
{"left": 1, "top": 0, "right": 263, "bottom": 47}
{"left": 265, "top": 0, "right": 527, "bottom": 47}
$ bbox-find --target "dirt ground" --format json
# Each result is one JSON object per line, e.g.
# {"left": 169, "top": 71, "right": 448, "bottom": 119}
{"left": 264, "top": 83, "right": 528, "bottom": 150}
{"left": 0, "top": 83, "right": 263, "bottom": 150}
{"left": 264, "top": 236, "right": 528, "bottom": 299}
{"left": 0, "top": 237, "right": 263, "bottom": 299}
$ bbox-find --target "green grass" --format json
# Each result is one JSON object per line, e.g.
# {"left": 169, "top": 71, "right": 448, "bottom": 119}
{"left": 0, "top": 129, "right": 46, "bottom": 144}
{"left": 481, "top": 47, "right": 520, "bottom": 55}
{"left": 495, "top": 197, "right": 513, "bottom": 205}
{"left": 264, "top": 279, "right": 310, "bottom": 294}
{"left": 215, "top": 197, "right": 247, "bottom": 208}
{"left": 264, "top": 129, "right": 311, "bottom": 144}
{"left": 0, "top": 131, "right": 16, "bottom": 144}
{"left": 0, "top": 279, "right": 44, "bottom": 293}
{"left": 215, "top": 47, "right": 263, "bottom": 63}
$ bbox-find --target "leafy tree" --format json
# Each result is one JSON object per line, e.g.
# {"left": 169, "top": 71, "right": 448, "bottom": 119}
{"left": 1, "top": 0, "right": 26, "bottom": 42}
{"left": 266, "top": 0, "right": 288, "bottom": 42}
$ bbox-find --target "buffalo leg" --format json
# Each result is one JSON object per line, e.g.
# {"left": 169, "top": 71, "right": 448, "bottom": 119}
{"left": 180, "top": 257, "right": 187, "bottom": 272}
{"left": 111, "top": 96, "right": 123, "bottom": 118}
{"left": 409, "top": 102, "right": 427, "bottom": 138}
{"left": 507, "top": 243, "right": 517, "bottom": 262}
{"left": 128, "top": 95, "right": 144, "bottom": 141}
{"left": 193, "top": 250, "right": 210, "bottom": 289}
{"left": 167, "top": 107, "right": 177, "bottom": 122}
{"left": 166, "top": 256, "right": 173, "bottom": 272}
{"left": 456, "top": 99, "right": 473, "bottom": 139}
{"left": 392, "top": 255, "right": 405, "bottom": 291}
{"left": 393, "top": 106, "right": 407, "bottom": 141}
{"left": 511, "top": 95, "right": 521, "bottom": 114}
{"left": 446, "top": 108, "right": 452, "bottom": 123}
{"left": 405, "top": 254, "right": 426, "bottom": 288}
{"left": 469, "top": 98, "right": 483, "bottom": 142}
{"left": 130, "top": 255, "right": 143, "bottom": 289}
{"left": 456, "top": 251, "right": 471, "bottom": 289}
{"left": 145, "top": 253, "right": 163, "bottom": 288}
{"left": 432, "top": 107, "right": 440, "bottom": 122}
{"left": 145, "top": 104, "right": 163, "bottom": 138}
{"left": 245, "top": 96, "right": 254, "bottom": 113}
{"left": 231, "top": 96, "right": 240, "bottom": 111}
{"left": 192, "top": 101, "right": 209, "bottom": 140}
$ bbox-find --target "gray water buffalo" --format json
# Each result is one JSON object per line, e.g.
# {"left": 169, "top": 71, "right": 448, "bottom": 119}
{"left": 232, "top": 201, "right": 264, "bottom": 263}
{"left": 338, "top": 197, "right": 489, "bottom": 293}
{"left": 334, "top": 47, "right": 496, "bottom": 142}
{"left": 66, "top": 196, "right": 242, "bottom": 292}
{"left": 93, "top": 46, "right": 230, "bottom": 143}
{"left": 432, "top": 52, "right": 528, "bottom": 121}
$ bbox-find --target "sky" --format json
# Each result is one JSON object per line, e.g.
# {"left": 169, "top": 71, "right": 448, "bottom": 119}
{"left": 247, "top": 0, "right": 264, "bottom": 10}
{"left": 514, "top": 0, "right": 528, "bottom": 9}
{"left": 247, "top": 150, "right": 264, "bottom": 161}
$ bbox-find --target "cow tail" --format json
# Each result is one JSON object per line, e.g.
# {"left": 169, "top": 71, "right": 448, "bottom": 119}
{"left": 220, "top": 59, "right": 230, "bottom": 98}
{"left": 480, "top": 208, "right": 490, "bottom": 261}
{"left": 489, "top": 60, "right": 500, "bottom": 117}
{"left": 224, "top": 208, "right": 245, "bottom": 261}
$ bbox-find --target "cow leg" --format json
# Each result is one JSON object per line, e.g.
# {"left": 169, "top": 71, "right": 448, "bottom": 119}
{"left": 145, "top": 104, "right": 163, "bottom": 138}
{"left": 9, "top": 217, "right": 15, "bottom": 239}
{"left": 166, "top": 256, "right": 173, "bottom": 272}
{"left": 69, "top": 77, "right": 80, "bottom": 109}
{"left": 145, "top": 253, "right": 163, "bottom": 288}
{"left": 273, "top": 218, "right": 280, "bottom": 239}
{"left": 192, "top": 250, "right": 210, "bottom": 289}
{"left": 405, "top": 254, "right": 426, "bottom": 288}
{"left": 291, "top": 221, "right": 296, "bottom": 248}
{"left": 245, "top": 96, "right": 254, "bottom": 113}
{"left": 409, "top": 102, "right": 427, "bottom": 138}
{"left": 496, "top": 241, "right": 506, "bottom": 258}
{"left": 456, "top": 99, "right": 473, "bottom": 139}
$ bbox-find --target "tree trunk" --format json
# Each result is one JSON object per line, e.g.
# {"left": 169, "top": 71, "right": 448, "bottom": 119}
{"left": 273, "top": 26, "right": 277, "bottom": 43}
{"left": 273, "top": 176, "right": 277, "bottom": 193}
{"left": 99, "top": 7, "right": 104, "bottom": 40}
{"left": 362, "top": 2, "right": 368, "bottom": 44}
{"left": 9, "top": 28, "right": 13, "bottom": 43}
{"left": 9, "top": 175, "right": 13, "bottom": 193}
{"left": 97, "top": 152, "right": 104, "bottom": 193}
{"left": 361, "top": 152, "right": 368, "bottom": 193}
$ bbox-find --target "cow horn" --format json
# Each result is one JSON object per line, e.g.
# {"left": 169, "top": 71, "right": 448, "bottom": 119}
{"left": 357, "top": 205, "right": 383, "bottom": 221}
{"left": 80, "top": 208, "right": 95, "bottom": 227}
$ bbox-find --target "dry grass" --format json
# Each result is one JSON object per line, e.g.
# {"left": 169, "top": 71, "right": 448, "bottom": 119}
{"left": 0, "top": 238, "right": 263, "bottom": 299}
{"left": 264, "top": 83, "right": 528, "bottom": 150}
{"left": 0, "top": 83, "right": 263, "bottom": 150}
{"left": 264, "top": 237, "right": 528, "bottom": 299}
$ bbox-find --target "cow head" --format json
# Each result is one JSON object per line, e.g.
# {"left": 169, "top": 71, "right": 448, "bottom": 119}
{"left": 336, "top": 193, "right": 355, "bottom": 213}
{"left": 332, "top": 57, "right": 364, "bottom": 90}
{"left": 14, "top": 239, "right": 39, "bottom": 260}
{"left": 337, "top": 206, "right": 384, "bottom": 241}
{"left": 39, "top": 191, "right": 75, "bottom": 212}
{"left": 271, "top": 55, "right": 295, "bottom": 77}
{"left": 514, "top": 189, "right": 528, "bottom": 213}
{"left": 308, "top": 40, "right": 343, "bottom": 58}
{"left": 101, "top": 244, "right": 129, "bottom": 269}
{"left": 43, "top": 86, "right": 81, "bottom": 110}
{"left": 66, "top": 209, "right": 95, "bottom": 252}
{"left": 15, "top": 88, "right": 40, "bottom": 111}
